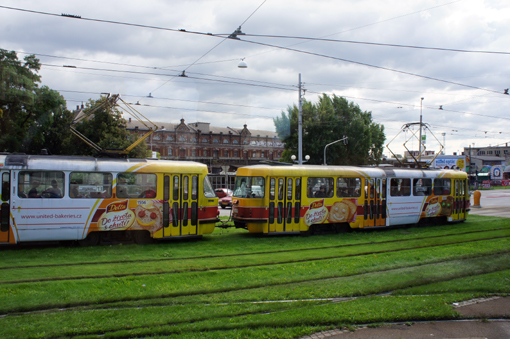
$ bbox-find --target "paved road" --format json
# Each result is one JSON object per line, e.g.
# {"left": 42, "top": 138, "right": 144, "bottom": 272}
{"left": 470, "top": 188, "right": 510, "bottom": 218}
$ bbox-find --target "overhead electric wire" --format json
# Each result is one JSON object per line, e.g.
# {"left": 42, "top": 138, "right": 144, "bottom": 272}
{"left": 233, "top": 34, "right": 510, "bottom": 56}
{"left": 42, "top": 63, "right": 298, "bottom": 92}
{"left": 152, "top": 0, "right": 267, "bottom": 93}
{"left": 58, "top": 89, "right": 279, "bottom": 111}
{"left": 3, "top": 4, "right": 508, "bottom": 97}
{"left": 233, "top": 38, "right": 508, "bottom": 96}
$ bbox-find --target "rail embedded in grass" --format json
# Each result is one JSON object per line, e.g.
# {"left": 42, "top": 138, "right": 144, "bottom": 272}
{"left": 0, "top": 216, "right": 508, "bottom": 339}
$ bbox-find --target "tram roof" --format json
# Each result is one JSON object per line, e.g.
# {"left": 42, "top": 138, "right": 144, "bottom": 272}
{"left": 0, "top": 154, "right": 208, "bottom": 173}
{"left": 236, "top": 164, "right": 467, "bottom": 179}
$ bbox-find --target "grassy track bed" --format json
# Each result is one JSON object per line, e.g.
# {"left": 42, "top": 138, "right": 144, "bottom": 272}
{"left": 1, "top": 228, "right": 508, "bottom": 284}
{"left": 0, "top": 238, "right": 508, "bottom": 314}
{"left": 0, "top": 216, "right": 508, "bottom": 338}
{"left": 0, "top": 215, "right": 505, "bottom": 270}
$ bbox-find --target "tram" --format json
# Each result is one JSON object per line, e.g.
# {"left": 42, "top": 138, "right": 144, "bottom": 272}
{"left": 0, "top": 154, "right": 219, "bottom": 245}
{"left": 231, "top": 164, "right": 469, "bottom": 234}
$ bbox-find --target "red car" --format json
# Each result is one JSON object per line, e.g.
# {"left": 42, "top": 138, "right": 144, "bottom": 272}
{"left": 214, "top": 188, "right": 232, "bottom": 198}
{"left": 219, "top": 191, "right": 233, "bottom": 209}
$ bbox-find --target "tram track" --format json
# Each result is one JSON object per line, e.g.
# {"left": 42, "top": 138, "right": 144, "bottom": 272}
{"left": 0, "top": 233, "right": 508, "bottom": 285}
{"left": 3, "top": 265, "right": 510, "bottom": 339}
{"left": 0, "top": 226, "right": 507, "bottom": 271}
{"left": 1, "top": 249, "right": 509, "bottom": 317}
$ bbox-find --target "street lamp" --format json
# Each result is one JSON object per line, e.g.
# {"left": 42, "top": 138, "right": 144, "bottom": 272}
{"left": 291, "top": 154, "right": 310, "bottom": 163}
{"left": 323, "top": 137, "right": 348, "bottom": 165}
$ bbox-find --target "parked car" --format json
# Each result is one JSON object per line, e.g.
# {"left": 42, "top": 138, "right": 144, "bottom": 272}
{"left": 219, "top": 191, "right": 233, "bottom": 209}
{"left": 214, "top": 188, "right": 232, "bottom": 198}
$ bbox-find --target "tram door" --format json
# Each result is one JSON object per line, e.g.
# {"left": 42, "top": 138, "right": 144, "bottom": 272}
{"left": 453, "top": 179, "right": 467, "bottom": 220}
{"left": 0, "top": 171, "right": 10, "bottom": 243}
{"left": 165, "top": 174, "right": 198, "bottom": 237}
{"left": 363, "top": 178, "right": 387, "bottom": 227}
{"left": 269, "top": 177, "right": 301, "bottom": 232}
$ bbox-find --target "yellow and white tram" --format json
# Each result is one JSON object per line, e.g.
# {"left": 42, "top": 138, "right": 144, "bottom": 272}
{"left": 231, "top": 165, "right": 469, "bottom": 234}
{"left": 0, "top": 154, "right": 218, "bottom": 245}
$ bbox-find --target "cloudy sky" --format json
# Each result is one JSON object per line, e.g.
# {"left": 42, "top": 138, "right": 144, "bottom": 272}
{"left": 1, "top": 0, "right": 509, "bottom": 157}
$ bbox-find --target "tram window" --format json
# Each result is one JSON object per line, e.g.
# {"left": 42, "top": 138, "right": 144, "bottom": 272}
{"left": 337, "top": 178, "right": 361, "bottom": 197}
{"left": 434, "top": 179, "right": 451, "bottom": 195}
{"left": 2, "top": 173, "right": 9, "bottom": 201}
{"left": 287, "top": 178, "right": 293, "bottom": 200}
{"left": 69, "top": 172, "right": 112, "bottom": 199}
{"left": 389, "top": 178, "right": 411, "bottom": 196}
{"left": 173, "top": 176, "right": 179, "bottom": 200}
{"left": 295, "top": 178, "right": 301, "bottom": 200}
{"left": 413, "top": 178, "right": 431, "bottom": 196}
{"left": 233, "top": 176, "right": 265, "bottom": 198}
{"left": 203, "top": 176, "right": 216, "bottom": 198}
{"left": 183, "top": 176, "right": 189, "bottom": 200}
{"left": 307, "top": 177, "right": 334, "bottom": 198}
{"left": 270, "top": 178, "right": 275, "bottom": 200}
{"left": 191, "top": 176, "right": 198, "bottom": 200}
{"left": 18, "top": 171, "right": 65, "bottom": 198}
{"left": 117, "top": 173, "right": 157, "bottom": 199}
{"left": 278, "top": 178, "right": 284, "bottom": 200}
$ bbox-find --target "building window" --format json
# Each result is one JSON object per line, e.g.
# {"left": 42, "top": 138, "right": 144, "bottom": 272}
{"left": 495, "top": 150, "right": 501, "bottom": 155}
{"left": 166, "top": 135, "right": 174, "bottom": 141}
{"left": 213, "top": 138, "right": 219, "bottom": 144}
{"left": 153, "top": 134, "right": 161, "bottom": 141}
{"left": 233, "top": 139, "right": 239, "bottom": 144}
{"left": 203, "top": 150, "right": 208, "bottom": 157}
{"left": 488, "top": 151, "right": 493, "bottom": 155}
{"left": 234, "top": 150, "right": 238, "bottom": 157}
{"left": 243, "top": 140, "right": 249, "bottom": 145}
{"left": 224, "top": 150, "right": 229, "bottom": 157}
{"left": 202, "top": 137, "right": 208, "bottom": 143}
{"left": 190, "top": 137, "right": 197, "bottom": 143}
{"left": 192, "top": 149, "right": 196, "bottom": 157}
{"left": 168, "top": 148, "right": 173, "bottom": 156}
{"left": 223, "top": 139, "right": 229, "bottom": 144}
{"left": 179, "top": 136, "right": 186, "bottom": 142}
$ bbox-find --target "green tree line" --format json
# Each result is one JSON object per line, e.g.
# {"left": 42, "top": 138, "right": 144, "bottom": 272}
{"left": 0, "top": 49, "right": 148, "bottom": 157}
{"left": 274, "top": 94, "right": 385, "bottom": 165}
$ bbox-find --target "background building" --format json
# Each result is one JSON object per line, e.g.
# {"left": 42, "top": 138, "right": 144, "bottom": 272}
{"left": 126, "top": 118, "right": 284, "bottom": 173}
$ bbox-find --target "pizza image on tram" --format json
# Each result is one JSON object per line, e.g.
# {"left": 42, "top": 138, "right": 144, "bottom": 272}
{"left": 132, "top": 202, "right": 163, "bottom": 233}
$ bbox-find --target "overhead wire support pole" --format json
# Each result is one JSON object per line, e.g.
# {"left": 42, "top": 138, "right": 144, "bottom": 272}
{"left": 298, "top": 73, "right": 304, "bottom": 165}
{"left": 418, "top": 97, "right": 424, "bottom": 161}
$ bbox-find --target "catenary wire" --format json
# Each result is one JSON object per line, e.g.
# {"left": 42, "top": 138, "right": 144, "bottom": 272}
{"left": 2, "top": 5, "right": 508, "bottom": 97}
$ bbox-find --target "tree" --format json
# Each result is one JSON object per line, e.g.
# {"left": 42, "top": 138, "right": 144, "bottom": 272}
{"left": 72, "top": 96, "right": 149, "bottom": 158}
{"left": 0, "top": 49, "right": 75, "bottom": 154}
{"left": 274, "top": 94, "right": 385, "bottom": 165}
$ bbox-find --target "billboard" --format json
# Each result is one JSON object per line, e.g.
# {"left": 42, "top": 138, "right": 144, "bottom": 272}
{"left": 431, "top": 155, "right": 466, "bottom": 172}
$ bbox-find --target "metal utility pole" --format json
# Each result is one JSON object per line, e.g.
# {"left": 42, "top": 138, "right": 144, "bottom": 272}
{"left": 418, "top": 97, "right": 424, "bottom": 161}
{"left": 298, "top": 73, "right": 304, "bottom": 165}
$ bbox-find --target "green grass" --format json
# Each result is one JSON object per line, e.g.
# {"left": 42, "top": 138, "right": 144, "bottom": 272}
{"left": 0, "top": 215, "right": 508, "bottom": 338}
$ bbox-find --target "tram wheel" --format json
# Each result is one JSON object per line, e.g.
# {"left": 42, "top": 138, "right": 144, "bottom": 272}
{"left": 78, "top": 232, "right": 100, "bottom": 246}
{"left": 133, "top": 231, "right": 154, "bottom": 244}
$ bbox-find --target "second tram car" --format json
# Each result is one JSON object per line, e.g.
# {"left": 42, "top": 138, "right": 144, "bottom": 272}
{"left": 231, "top": 165, "right": 469, "bottom": 234}
{"left": 0, "top": 154, "right": 219, "bottom": 245}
